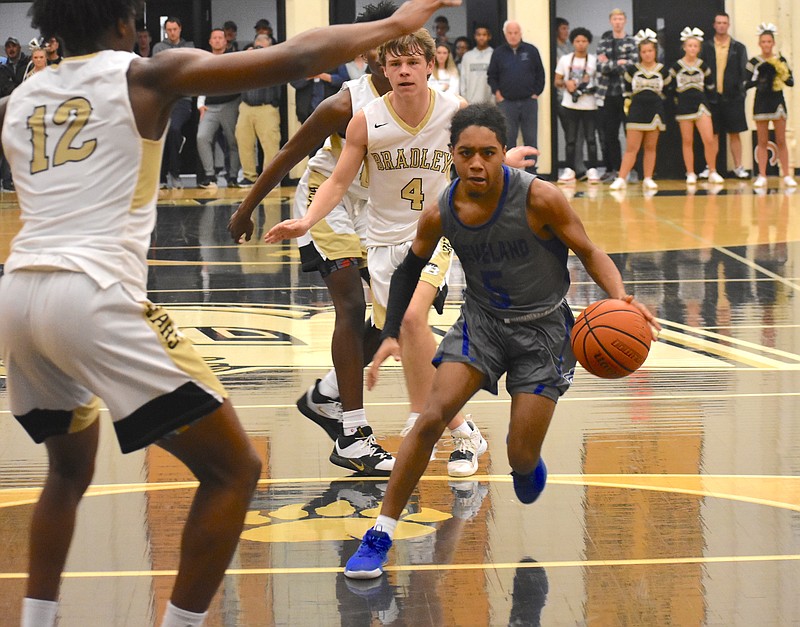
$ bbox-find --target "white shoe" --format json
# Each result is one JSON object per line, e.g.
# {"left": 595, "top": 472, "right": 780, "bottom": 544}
{"left": 753, "top": 175, "right": 768, "bottom": 188}
{"left": 447, "top": 421, "right": 487, "bottom": 478}
{"left": 558, "top": 167, "right": 576, "bottom": 183}
{"left": 708, "top": 171, "right": 725, "bottom": 184}
{"left": 698, "top": 167, "right": 710, "bottom": 179}
{"left": 734, "top": 165, "right": 750, "bottom": 179}
{"left": 331, "top": 426, "right": 395, "bottom": 475}
{"left": 586, "top": 167, "right": 601, "bottom": 183}
{"left": 686, "top": 173, "right": 697, "bottom": 185}
{"left": 609, "top": 177, "right": 627, "bottom": 190}
{"left": 782, "top": 175, "right": 797, "bottom": 187}
{"left": 642, "top": 177, "right": 658, "bottom": 190}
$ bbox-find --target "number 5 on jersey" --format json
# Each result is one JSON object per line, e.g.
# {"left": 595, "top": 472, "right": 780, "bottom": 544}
{"left": 400, "top": 177, "right": 425, "bottom": 211}
{"left": 27, "top": 97, "right": 97, "bottom": 174}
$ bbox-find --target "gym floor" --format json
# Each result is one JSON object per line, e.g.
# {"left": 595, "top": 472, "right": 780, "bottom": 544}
{"left": 1, "top": 178, "right": 799, "bottom": 625}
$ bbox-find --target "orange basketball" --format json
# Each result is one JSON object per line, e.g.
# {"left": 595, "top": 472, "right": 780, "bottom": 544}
{"left": 571, "top": 299, "right": 651, "bottom": 378}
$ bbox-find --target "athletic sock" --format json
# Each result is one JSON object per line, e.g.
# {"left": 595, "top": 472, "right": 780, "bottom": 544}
{"left": 318, "top": 370, "right": 339, "bottom": 398}
{"left": 160, "top": 601, "right": 208, "bottom": 627}
{"left": 450, "top": 421, "right": 472, "bottom": 437}
{"left": 342, "top": 409, "right": 368, "bottom": 436}
{"left": 22, "top": 598, "right": 57, "bottom": 627}
{"left": 373, "top": 515, "right": 398, "bottom": 540}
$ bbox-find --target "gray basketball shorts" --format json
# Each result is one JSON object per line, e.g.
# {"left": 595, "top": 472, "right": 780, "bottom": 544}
{"left": 432, "top": 299, "right": 576, "bottom": 401}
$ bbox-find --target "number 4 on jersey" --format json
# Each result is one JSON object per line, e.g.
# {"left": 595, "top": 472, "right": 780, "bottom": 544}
{"left": 400, "top": 177, "right": 425, "bottom": 211}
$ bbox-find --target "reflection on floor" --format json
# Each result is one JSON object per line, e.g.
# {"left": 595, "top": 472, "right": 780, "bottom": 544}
{"left": 1, "top": 180, "right": 800, "bottom": 626}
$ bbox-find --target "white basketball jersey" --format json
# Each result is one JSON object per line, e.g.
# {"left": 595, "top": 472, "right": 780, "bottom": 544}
{"left": 2, "top": 51, "right": 163, "bottom": 301}
{"left": 306, "top": 73, "right": 380, "bottom": 200}
{"left": 362, "top": 88, "right": 459, "bottom": 246}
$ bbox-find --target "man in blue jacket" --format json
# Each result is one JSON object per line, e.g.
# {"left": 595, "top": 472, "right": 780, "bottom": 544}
{"left": 487, "top": 20, "right": 544, "bottom": 172}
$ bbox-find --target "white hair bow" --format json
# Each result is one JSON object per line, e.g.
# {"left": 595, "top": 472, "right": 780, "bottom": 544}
{"left": 680, "top": 27, "right": 704, "bottom": 42}
{"left": 634, "top": 28, "right": 658, "bottom": 45}
{"left": 756, "top": 23, "right": 777, "bottom": 36}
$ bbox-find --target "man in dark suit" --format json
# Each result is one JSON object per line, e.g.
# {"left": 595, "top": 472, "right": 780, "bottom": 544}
{"left": 700, "top": 12, "right": 750, "bottom": 178}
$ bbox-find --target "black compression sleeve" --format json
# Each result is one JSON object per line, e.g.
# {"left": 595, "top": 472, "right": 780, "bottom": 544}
{"left": 380, "top": 249, "right": 430, "bottom": 340}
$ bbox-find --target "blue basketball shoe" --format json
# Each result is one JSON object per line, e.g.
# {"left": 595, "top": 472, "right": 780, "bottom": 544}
{"left": 344, "top": 528, "right": 393, "bottom": 579}
{"left": 511, "top": 458, "right": 548, "bottom": 504}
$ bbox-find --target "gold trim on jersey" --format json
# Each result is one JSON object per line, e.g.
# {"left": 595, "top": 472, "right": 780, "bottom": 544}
{"left": 366, "top": 74, "right": 380, "bottom": 98}
{"left": 131, "top": 137, "right": 165, "bottom": 211}
{"left": 383, "top": 88, "right": 437, "bottom": 136}
{"left": 69, "top": 396, "right": 101, "bottom": 434}
{"left": 142, "top": 303, "right": 228, "bottom": 399}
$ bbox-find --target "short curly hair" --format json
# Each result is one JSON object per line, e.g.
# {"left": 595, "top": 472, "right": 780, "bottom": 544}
{"left": 30, "top": 0, "right": 142, "bottom": 55}
{"left": 449, "top": 103, "right": 508, "bottom": 148}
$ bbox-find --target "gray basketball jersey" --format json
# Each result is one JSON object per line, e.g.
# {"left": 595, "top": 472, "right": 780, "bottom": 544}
{"left": 439, "top": 166, "right": 570, "bottom": 320}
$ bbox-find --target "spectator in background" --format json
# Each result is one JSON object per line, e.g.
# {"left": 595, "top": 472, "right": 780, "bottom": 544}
{"left": 254, "top": 19, "right": 278, "bottom": 46}
{"left": 595, "top": 9, "right": 637, "bottom": 182}
{"left": 488, "top": 20, "right": 544, "bottom": 169}
{"left": 700, "top": 12, "right": 750, "bottom": 179}
{"left": 236, "top": 35, "right": 282, "bottom": 187}
{"left": 223, "top": 20, "right": 241, "bottom": 52}
{"left": 429, "top": 43, "right": 459, "bottom": 93}
{"left": 152, "top": 17, "right": 194, "bottom": 189}
{"left": 433, "top": 15, "right": 454, "bottom": 52}
{"left": 24, "top": 48, "right": 47, "bottom": 80}
{"left": 1, "top": 38, "right": 29, "bottom": 93}
{"left": 453, "top": 36, "right": 471, "bottom": 67}
{"left": 554, "top": 17, "right": 572, "bottom": 168}
{"left": 43, "top": 35, "right": 63, "bottom": 65}
{"left": 196, "top": 28, "right": 242, "bottom": 189}
{"left": 134, "top": 28, "right": 152, "bottom": 57}
{"left": 460, "top": 24, "right": 493, "bottom": 104}
{"left": 555, "top": 27, "right": 599, "bottom": 183}
{"left": 330, "top": 55, "right": 368, "bottom": 90}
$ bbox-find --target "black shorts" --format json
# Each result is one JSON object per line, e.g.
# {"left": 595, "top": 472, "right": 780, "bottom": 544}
{"left": 710, "top": 98, "right": 748, "bottom": 135}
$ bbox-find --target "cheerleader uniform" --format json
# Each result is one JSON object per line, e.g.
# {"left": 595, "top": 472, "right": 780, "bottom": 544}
{"left": 746, "top": 55, "right": 794, "bottom": 121}
{"left": 623, "top": 62, "right": 672, "bottom": 130}
{"left": 670, "top": 58, "right": 715, "bottom": 121}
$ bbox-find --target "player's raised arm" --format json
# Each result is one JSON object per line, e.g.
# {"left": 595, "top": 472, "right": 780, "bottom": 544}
{"left": 366, "top": 203, "right": 444, "bottom": 389}
{"left": 528, "top": 179, "right": 661, "bottom": 335}
{"left": 264, "top": 111, "right": 369, "bottom": 243}
{"left": 228, "top": 92, "right": 354, "bottom": 243}
{"left": 138, "top": 0, "right": 461, "bottom": 100}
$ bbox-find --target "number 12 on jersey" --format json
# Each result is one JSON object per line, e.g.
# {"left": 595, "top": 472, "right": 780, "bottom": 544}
{"left": 27, "top": 97, "right": 97, "bottom": 174}
{"left": 400, "top": 177, "right": 425, "bottom": 211}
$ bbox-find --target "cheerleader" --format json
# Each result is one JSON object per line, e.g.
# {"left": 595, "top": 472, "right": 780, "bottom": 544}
{"left": 671, "top": 27, "right": 723, "bottom": 184}
{"left": 610, "top": 29, "right": 672, "bottom": 190}
{"left": 746, "top": 23, "right": 795, "bottom": 187}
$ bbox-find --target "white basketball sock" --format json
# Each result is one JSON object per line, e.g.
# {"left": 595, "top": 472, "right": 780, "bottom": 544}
{"left": 373, "top": 515, "right": 398, "bottom": 539}
{"left": 319, "top": 370, "right": 339, "bottom": 398}
{"left": 21, "top": 598, "right": 57, "bottom": 627}
{"left": 342, "top": 409, "right": 368, "bottom": 436}
{"left": 160, "top": 601, "right": 208, "bottom": 627}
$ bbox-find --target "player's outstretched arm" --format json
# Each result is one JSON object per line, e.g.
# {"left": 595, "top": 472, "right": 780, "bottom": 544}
{"left": 0, "top": 96, "right": 7, "bottom": 157}
{"left": 367, "top": 204, "right": 443, "bottom": 389}
{"left": 264, "top": 112, "right": 368, "bottom": 243}
{"left": 528, "top": 179, "right": 661, "bottom": 336}
{"left": 140, "top": 0, "right": 461, "bottom": 100}
{"left": 228, "top": 91, "right": 354, "bottom": 243}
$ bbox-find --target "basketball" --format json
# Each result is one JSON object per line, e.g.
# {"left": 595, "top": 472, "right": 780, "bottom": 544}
{"left": 571, "top": 299, "right": 652, "bottom": 379}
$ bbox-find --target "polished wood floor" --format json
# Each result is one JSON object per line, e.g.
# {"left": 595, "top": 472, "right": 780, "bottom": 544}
{"left": 1, "top": 177, "right": 799, "bottom": 626}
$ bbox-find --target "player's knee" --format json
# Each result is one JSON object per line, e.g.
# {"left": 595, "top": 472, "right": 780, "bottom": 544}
{"left": 416, "top": 412, "right": 447, "bottom": 445}
{"left": 50, "top": 456, "right": 96, "bottom": 496}
{"left": 336, "top": 293, "right": 366, "bottom": 326}
{"left": 400, "top": 308, "right": 429, "bottom": 338}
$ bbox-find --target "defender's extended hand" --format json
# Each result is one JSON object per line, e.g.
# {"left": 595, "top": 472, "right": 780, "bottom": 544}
{"left": 506, "top": 145, "right": 539, "bottom": 169}
{"left": 264, "top": 219, "right": 310, "bottom": 244}
{"left": 366, "top": 338, "right": 402, "bottom": 390}
{"left": 393, "top": 0, "right": 463, "bottom": 34}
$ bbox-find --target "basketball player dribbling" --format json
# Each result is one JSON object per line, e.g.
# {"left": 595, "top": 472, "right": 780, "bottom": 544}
{"left": 0, "top": 1, "right": 462, "bottom": 625}
{"left": 265, "top": 29, "right": 538, "bottom": 479}
{"left": 341, "top": 103, "right": 661, "bottom": 579}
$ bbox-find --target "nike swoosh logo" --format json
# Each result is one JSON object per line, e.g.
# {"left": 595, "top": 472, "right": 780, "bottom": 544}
{"left": 374, "top": 122, "right": 389, "bottom": 128}
{"left": 350, "top": 460, "right": 366, "bottom": 472}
